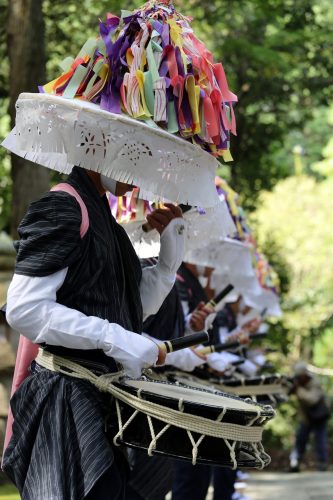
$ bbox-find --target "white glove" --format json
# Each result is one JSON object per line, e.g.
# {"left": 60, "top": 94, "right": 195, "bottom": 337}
{"left": 251, "top": 352, "right": 266, "bottom": 367}
{"left": 104, "top": 329, "right": 159, "bottom": 379}
{"left": 207, "top": 351, "right": 240, "bottom": 372}
{"left": 140, "top": 218, "right": 186, "bottom": 320}
{"left": 239, "top": 359, "right": 258, "bottom": 377}
{"left": 165, "top": 347, "right": 204, "bottom": 372}
{"left": 157, "top": 218, "right": 186, "bottom": 275}
{"left": 205, "top": 312, "right": 217, "bottom": 331}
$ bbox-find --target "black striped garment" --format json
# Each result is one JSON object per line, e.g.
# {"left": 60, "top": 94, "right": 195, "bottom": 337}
{"left": 5, "top": 363, "right": 117, "bottom": 500}
{"left": 3, "top": 167, "right": 143, "bottom": 499}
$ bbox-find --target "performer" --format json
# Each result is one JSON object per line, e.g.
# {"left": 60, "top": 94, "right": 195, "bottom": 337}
{"left": 172, "top": 263, "right": 238, "bottom": 500}
{"left": 208, "top": 297, "right": 261, "bottom": 376}
{"left": 127, "top": 259, "right": 207, "bottom": 500}
{"left": 3, "top": 166, "right": 185, "bottom": 500}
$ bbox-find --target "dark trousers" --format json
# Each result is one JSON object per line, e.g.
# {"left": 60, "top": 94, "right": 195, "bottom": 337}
{"left": 212, "top": 466, "right": 237, "bottom": 500}
{"left": 295, "top": 418, "right": 328, "bottom": 464}
{"left": 125, "top": 485, "right": 144, "bottom": 500}
{"left": 172, "top": 461, "right": 236, "bottom": 500}
{"left": 85, "top": 450, "right": 128, "bottom": 500}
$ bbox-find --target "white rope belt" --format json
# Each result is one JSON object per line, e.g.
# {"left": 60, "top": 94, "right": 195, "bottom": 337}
{"left": 36, "top": 349, "right": 269, "bottom": 468}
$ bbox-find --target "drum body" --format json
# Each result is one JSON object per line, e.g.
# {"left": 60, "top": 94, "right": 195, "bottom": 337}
{"left": 110, "top": 378, "right": 274, "bottom": 469}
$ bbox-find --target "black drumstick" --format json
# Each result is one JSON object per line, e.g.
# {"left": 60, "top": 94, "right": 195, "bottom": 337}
{"left": 207, "top": 284, "right": 234, "bottom": 309}
{"left": 159, "top": 331, "right": 209, "bottom": 354}
{"left": 231, "top": 359, "right": 245, "bottom": 366}
{"left": 261, "top": 308, "right": 268, "bottom": 318}
{"left": 198, "top": 332, "right": 268, "bottom": 355}
{"left": 142, "top": 204, "right": 192, "bottom": 233}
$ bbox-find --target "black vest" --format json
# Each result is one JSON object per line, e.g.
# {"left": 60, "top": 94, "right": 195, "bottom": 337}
{"left": 15, "top": 167, "right": 143, "bottom": 365}
{"left": 142, "top": 258, "right": 185, "bottom": 341}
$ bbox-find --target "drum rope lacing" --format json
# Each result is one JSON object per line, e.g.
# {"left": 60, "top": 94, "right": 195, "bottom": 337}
{"left": 36, "top": 349, "right": 269, "bottom": 467}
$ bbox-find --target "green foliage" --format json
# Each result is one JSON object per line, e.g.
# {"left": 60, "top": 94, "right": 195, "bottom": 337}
{"left": 312, "top": 106, "right": 333, "bottom": 178}
{"left": 183, "top": 0, "right": 333, "bottom": 209}
{"left": 1, "top": 0, "right": 333, "bottom": 226}
{"left": 43, "top": 0, "right": 140, "bottom": 80}
{"left": 0, "top": 484, "right": 19, "bottom": 500}
{"left": 253, "top": 174, "right": 333, "bottom": 360}
{"left": 0, "top": 97, "right": 11, "bottom": 232}
{"left": 313, "top": 327, "right": 333, "bottom": 368}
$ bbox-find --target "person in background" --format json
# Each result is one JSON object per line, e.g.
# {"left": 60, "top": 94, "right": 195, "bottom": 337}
{"left": 289, "top": 362, "right": 330, "bottom": 472}
{"left": 173, "top": 264, "right": 252, "bottom": 500}
{"left": 126, "top": 262, "right": 206, "bottom": 500}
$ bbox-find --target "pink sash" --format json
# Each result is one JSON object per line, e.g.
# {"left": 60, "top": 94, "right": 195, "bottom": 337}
{"left": 3, "top": 183, "right": 89, "bottom": 455}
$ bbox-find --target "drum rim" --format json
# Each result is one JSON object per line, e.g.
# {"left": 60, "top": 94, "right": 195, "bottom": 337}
{"left": 222, "top": 374, "right": 287, "bottom": 386}
{"left": 115, "top": 439, "right": 271, "bottom": 468}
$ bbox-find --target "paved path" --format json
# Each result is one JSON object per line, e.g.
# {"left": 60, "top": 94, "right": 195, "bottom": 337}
{"left": 244, "top": 471, "right": 333, "bottom": 500}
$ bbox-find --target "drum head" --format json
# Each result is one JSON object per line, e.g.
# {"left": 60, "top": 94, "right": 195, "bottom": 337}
{"left": 116, "top": 379, "right": 275, "bottom": 424}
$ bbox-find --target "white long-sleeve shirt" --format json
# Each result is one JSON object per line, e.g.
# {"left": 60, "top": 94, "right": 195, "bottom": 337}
{"left": 6, "top": 218, "right": 186, "bottom": 378}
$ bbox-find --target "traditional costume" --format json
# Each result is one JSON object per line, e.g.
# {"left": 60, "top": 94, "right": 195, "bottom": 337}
{"left": 126, "top": 260, "right": 183, "bottom": 500}
{"left": 127, "top": 256, "right": 214, "bottom": 500}
{"left": 3, "top": 166, "right": 186, "bottom": 499}
{"left": 172, "top": 265, "right": 238, "bottom": 500}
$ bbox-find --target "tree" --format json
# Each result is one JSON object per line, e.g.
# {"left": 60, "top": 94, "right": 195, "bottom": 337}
{"left": 253, "top": 174, "right": 333, "bottom": 361}
{"left": 7, "top": 0, "right": 50, "bottom": 237}
{"left": 1, "top": 0, "right": 333, "bottom": 231}
{"left": 184, "top": 0, "right": 333, "bottom": 209}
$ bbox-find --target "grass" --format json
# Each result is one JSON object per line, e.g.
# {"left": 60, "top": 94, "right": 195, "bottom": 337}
{"left": 0, "top": 484, "right": 19, "bottom": 500}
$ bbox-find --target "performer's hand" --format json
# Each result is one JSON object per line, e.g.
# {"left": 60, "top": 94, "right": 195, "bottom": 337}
{"left": 191, "top": 347, "right": 207, "bottom": 362}
{"left": 189, "top": 302, "right": 212, "bottom": 332}
{"left": 228, "top": 329, "right": 249, "bottom": 345}
{"left": 243, "top": 317, "right": 261, "bottom": 333}
{"left": 156, "top": 345, "right": 167, "bottom": 366}
{"left": 146, "top": 203, "right": 183, "bottom": 234}
{"left": 238, "top": 330, "right": 250, "bottom": 345}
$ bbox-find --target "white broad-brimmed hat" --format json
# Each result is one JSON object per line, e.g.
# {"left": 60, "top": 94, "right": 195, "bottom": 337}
{"left": 3, "top": 1, "right": 238, "bottom": 208}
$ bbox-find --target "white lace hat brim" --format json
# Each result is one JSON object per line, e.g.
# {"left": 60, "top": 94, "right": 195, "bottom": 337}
{"left": 184, "top": 238, "right": 263, "bottom": 296}
{"left": 2, "top": 93, "right": 220, "bottom": 208}
{"left": 242, "top": 289, "right": 282, "bottom": 317}
{"left": 123, "top": 200, "right": 236, "bottom": 258}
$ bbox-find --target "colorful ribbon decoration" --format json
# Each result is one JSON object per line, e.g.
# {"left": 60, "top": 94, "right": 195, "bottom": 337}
{"left": 40, "top": 1, "right": 237, "bottom": 160}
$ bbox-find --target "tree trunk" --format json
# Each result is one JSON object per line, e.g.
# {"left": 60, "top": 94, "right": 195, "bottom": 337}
{"left": 8, "top": 0, "right": 50, "bottom": 238}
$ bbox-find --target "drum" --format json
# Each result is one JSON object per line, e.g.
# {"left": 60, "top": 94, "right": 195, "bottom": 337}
{"left": 110, "top": 378, "right": 274, "bottom": 469}
{"left": 34, "top": 349, "right": 274, "bottom": 470}
{"left": 165, "top": 369, "right": 289, "bottom": 406}
{"left": 161, "top": 367, "right": 220, "bottom": 393}
{"left": 218, "top": 374, "right": 290, "bottom": 406}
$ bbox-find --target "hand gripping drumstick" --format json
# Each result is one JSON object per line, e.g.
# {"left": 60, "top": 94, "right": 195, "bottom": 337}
{"left": 159, "top": 331, "right": 210, "bottom": 354}
{"left": 158, "top": 287, "right": 233, "bottom": 354}
{"left": 142, "top": 204, "right": 192, "bottom": 233}
{"left": 198, "top": 332, "right": 268, "bottom": 355}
